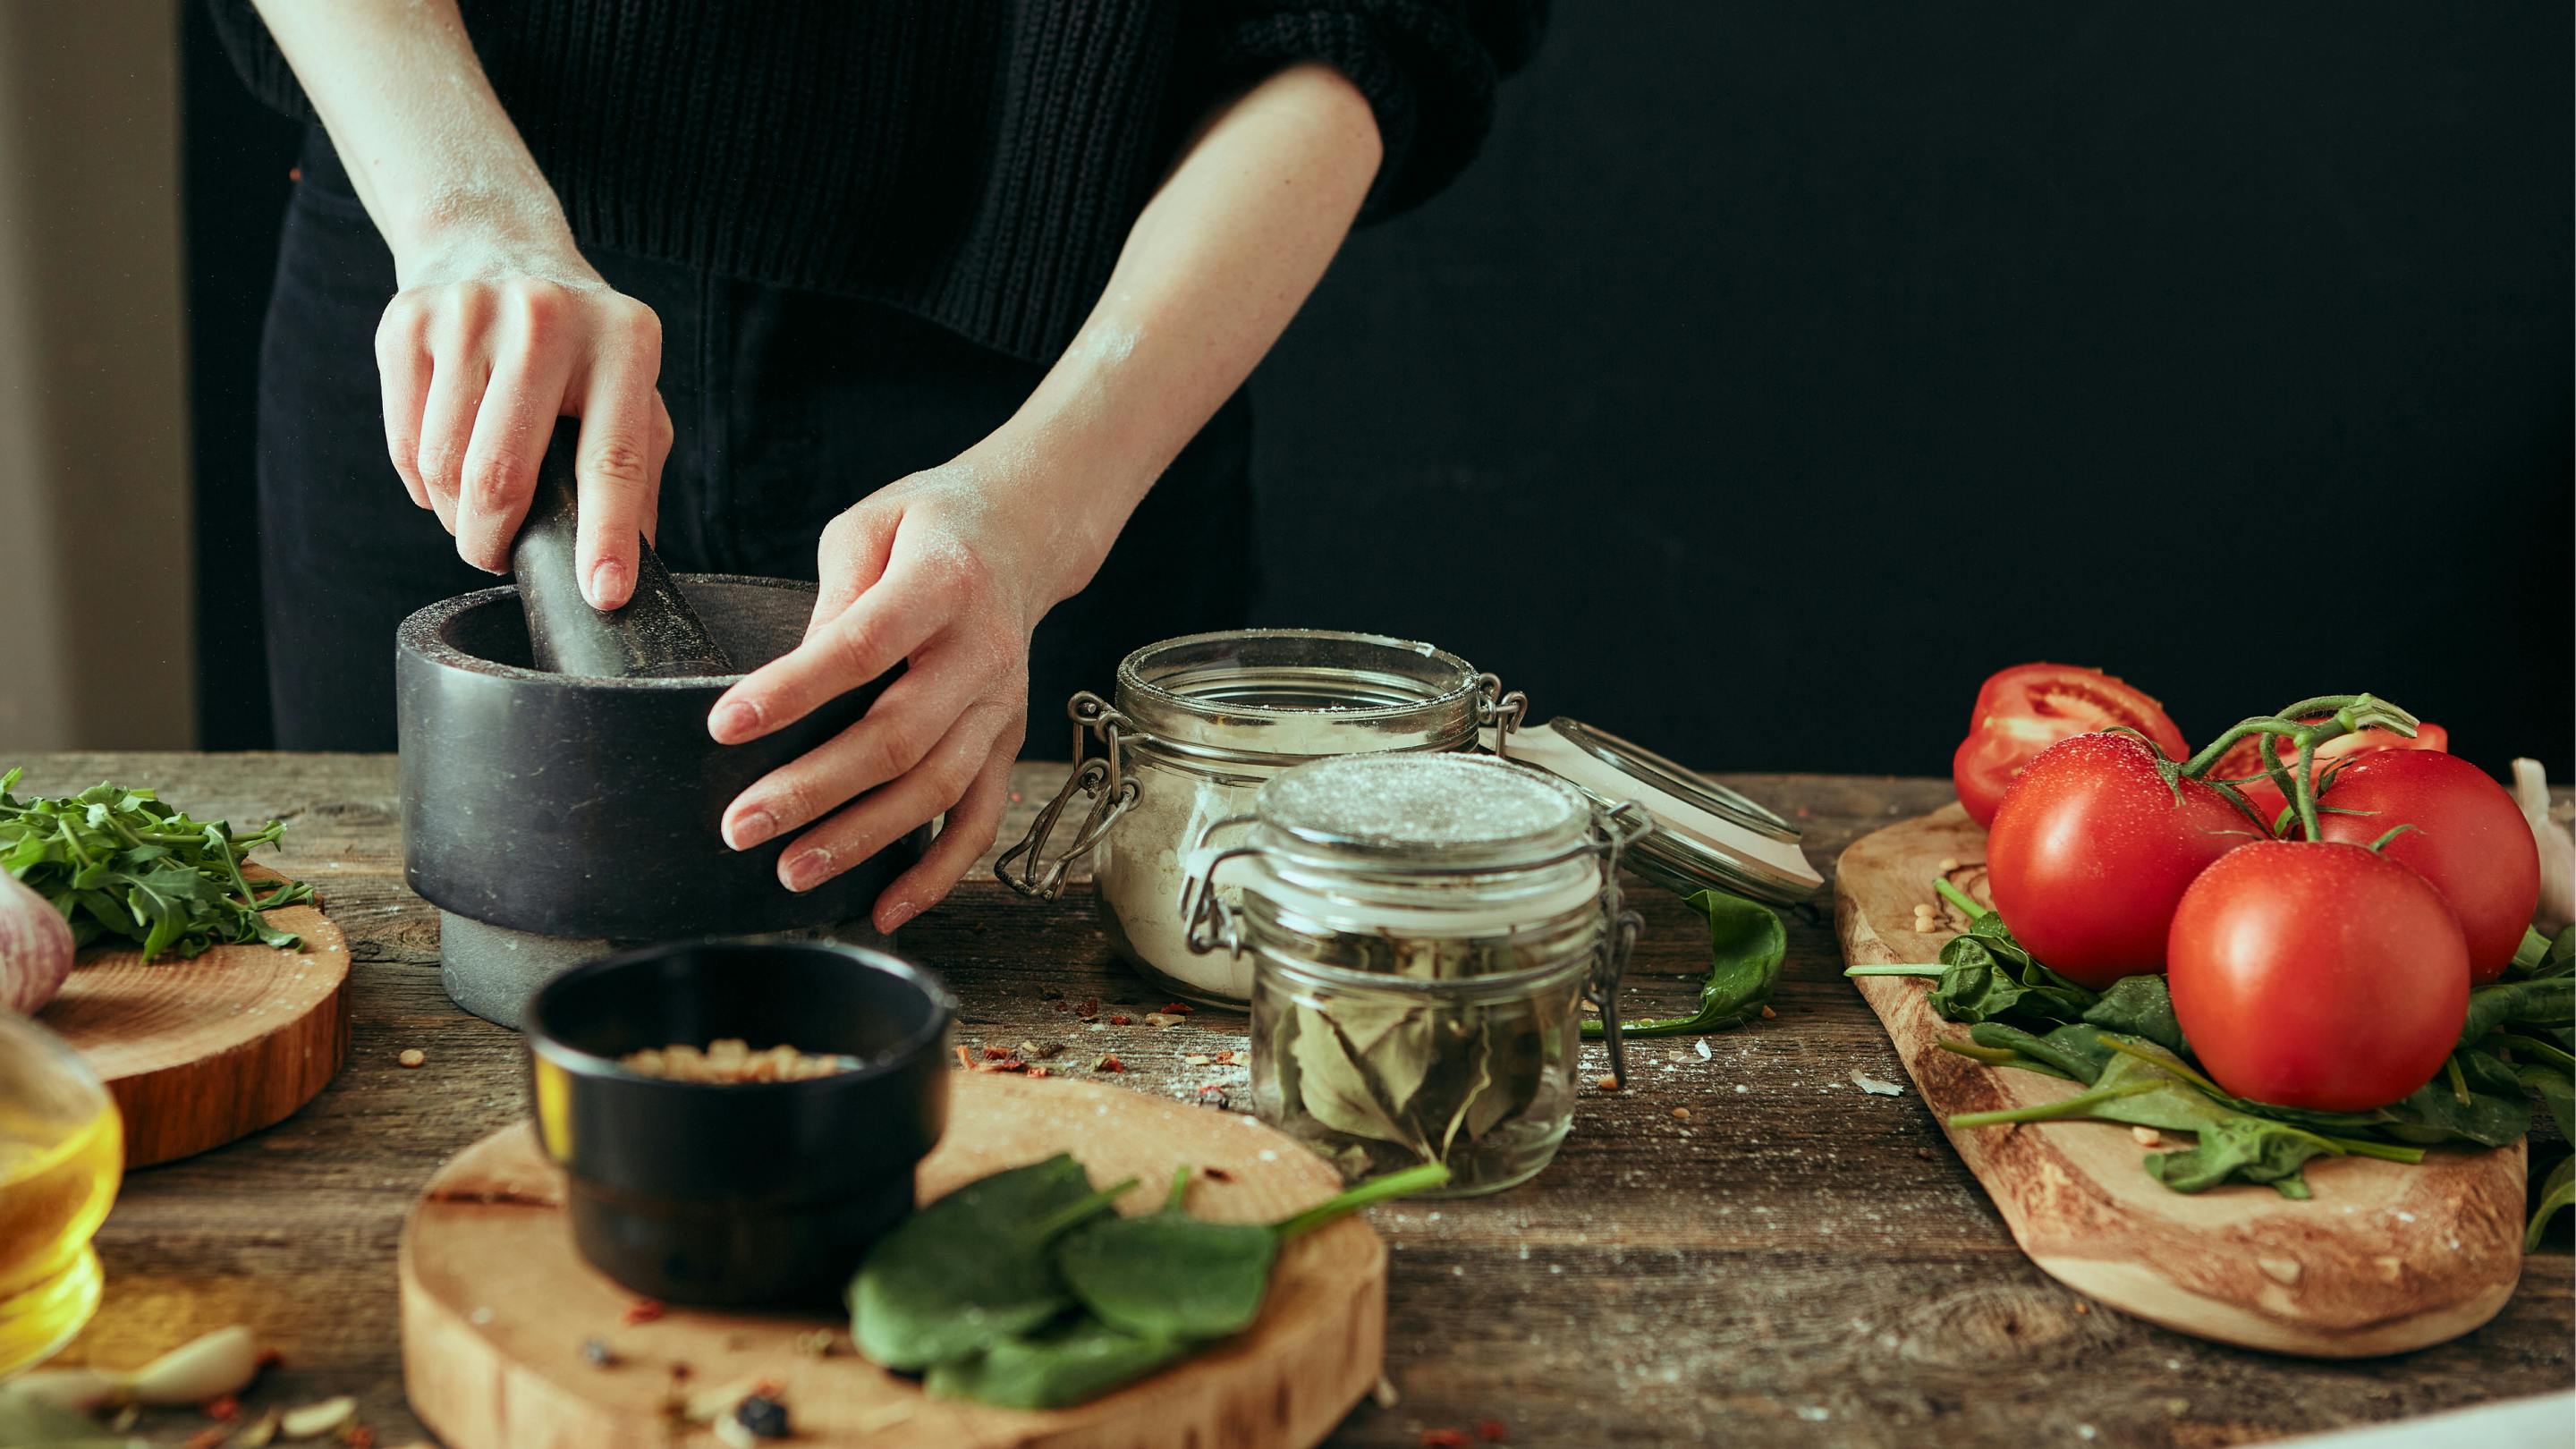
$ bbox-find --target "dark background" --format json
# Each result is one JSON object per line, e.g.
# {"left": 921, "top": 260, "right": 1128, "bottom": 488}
{"left": 184, "top": 2, "right": 2574, "bottom": 775}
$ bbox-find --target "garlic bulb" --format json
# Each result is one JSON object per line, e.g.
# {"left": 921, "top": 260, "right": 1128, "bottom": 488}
{"left": 0, "top": 868, "right": 74, "bottom": 1013}
{"left": 2511, "top": 758, "right": 2573, "bottom": 936}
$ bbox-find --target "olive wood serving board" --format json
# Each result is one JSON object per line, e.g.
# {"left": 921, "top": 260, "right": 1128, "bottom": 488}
{"left": 400, "top": 1071, "right": 1386, "bottom": 1449}
{"left": 1835, "top": 804, "right": 2525, "bottom": 1357}
{"left": 35, "top": 866, "right": 351, "bottom": 1168}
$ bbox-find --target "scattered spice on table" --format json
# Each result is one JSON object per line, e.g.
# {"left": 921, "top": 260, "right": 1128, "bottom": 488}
{"left": 623, "top": 1298, "right": 665, "bottom": 1326}
{"left": 1477, "top": 1417, "right": 1510, "bottom": 1442}
{"left": 397, "top": 1048, "right": 426, "bottom": 1068}
{"left": 204, "top": 1394, "right": 242, "bottom": 1420}
{"left": 1092, "top": 1053, "right": 1125, "bottom": 1072}
{"left": 1596, "top": 1074, "right": 1621, "bottom": 1091}
{"left": 580, "top": 1336, "right": 618, "bottom": 1368}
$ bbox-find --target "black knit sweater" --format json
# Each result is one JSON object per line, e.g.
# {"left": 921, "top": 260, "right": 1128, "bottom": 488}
{"left": 209, "top": 1, "right": 1544, "bottom": 363}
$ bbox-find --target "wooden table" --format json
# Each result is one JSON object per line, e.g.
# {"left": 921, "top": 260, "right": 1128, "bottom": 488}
{"left": 19, "top": 753, "right": 2572, "bottom": 1448}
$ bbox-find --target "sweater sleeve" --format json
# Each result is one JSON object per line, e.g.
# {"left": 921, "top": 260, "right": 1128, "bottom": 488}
{"left": 1208, "top": 0, "right": 1547, "bottom": 220}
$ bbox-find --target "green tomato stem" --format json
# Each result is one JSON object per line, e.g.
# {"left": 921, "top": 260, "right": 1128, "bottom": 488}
{"left": 1272, "top": 1162, "right": 1452, "bottom": 1241}
{"left": 1935, "top": 1039, "right": 2023, "bottom": 1066}
{"left": 1932, "top": 877, "right": 1985, "bottom": 919}
{"left": 1164, "top": 1165, "right": 1192, "bottom": 1213}
{"left": 1947, "top": 1079, "right": 2162, "bottom": 1130}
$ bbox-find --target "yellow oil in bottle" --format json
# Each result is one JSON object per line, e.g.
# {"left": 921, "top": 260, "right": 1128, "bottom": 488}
{"left": 0, "top": 1097, "right": 122, "bottom": 1374}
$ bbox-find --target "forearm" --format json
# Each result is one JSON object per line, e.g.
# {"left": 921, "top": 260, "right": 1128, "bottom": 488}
{"left": 250, "top": 0, "right": 581, "bottom": 284}
{"left": 987, "top": 63, "right": 1384, "bottom": 597}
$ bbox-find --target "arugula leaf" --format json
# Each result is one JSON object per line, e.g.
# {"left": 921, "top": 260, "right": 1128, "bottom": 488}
{"left": 1587, "top": 889, "right": 1784, "bottom": 1038}
{"left": 0, "top": 768, "right": 310, "bottom": 962}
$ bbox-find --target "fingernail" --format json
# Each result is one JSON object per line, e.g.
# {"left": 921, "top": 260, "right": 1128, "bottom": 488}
{"left": 782, "top": 847, "right": 831, "bottom": 892}
{"left": 724, "top": 809, "right": 775, "bottom": 851}
{"left": 588, "top": 559, "right": 628, "bottom": 609}
{"left": 880, "top": 899, "right": 919, "bottom": 934}
{"left": 710, "top": 699, "right": 761, "bottom": 741}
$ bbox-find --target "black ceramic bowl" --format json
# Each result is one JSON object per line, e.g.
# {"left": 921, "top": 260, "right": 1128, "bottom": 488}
{"left": 522, "top": 941, "right": 953, "bottom": 1307}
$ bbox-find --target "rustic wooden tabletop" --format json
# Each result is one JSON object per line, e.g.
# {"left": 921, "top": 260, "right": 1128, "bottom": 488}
{"left": 16, "top": 753, "right": 2572, "bottom": 1448}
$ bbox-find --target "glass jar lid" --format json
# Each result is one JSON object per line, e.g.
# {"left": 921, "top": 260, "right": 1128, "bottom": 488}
{"left": 1255, "top": 751, "right": 1591, "bottom": 866}
{"left": 1481, "top": 716, "right": 1823, "bottom": 904}
{"left": 1115, "top": 629, "right": 1485, "bottom": 765}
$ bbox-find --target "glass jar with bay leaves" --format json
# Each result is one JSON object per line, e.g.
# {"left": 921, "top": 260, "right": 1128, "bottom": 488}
{"left": 996, "top": 630, "right": 1522, "bottom": 1008}
{"left": 1182, "top": 753, "right": 1647, "bottom": 1196}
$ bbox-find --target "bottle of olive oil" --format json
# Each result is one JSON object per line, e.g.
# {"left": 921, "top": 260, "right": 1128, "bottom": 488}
{"left": 0, "top": 1091, "right": 122, "bottom": 1374}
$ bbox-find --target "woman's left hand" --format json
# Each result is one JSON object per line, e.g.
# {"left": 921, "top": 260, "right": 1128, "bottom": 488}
{"left": 708, "top": 445, "right": 1089, "bottom": 933}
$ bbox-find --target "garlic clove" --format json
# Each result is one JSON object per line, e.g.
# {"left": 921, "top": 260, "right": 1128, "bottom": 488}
{"left": 122, "top": 1325, "right": 261, "bottom": 1406}
{"left": 4, "top": 1367, "right": 119, "bottom": 1411}
{"left": 276, "top": 1395, "right": 357, "bottom": 1440}
{"left": 2512, "top": 758, "right": 2574, "bottom": 936}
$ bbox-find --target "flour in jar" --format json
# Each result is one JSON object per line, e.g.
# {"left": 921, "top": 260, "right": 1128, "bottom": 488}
{"left": 1097, "top": 768, "right": 1261, "bottom": 1004}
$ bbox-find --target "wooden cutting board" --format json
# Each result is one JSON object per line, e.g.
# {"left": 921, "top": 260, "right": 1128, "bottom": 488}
{"left": 34, "top": 866, "right": 350, "bottom": 1168}
{"left": 1835, "top": 804, "right": 2525, "bottom": 1357}
{"left": 401, "top": 1071, "right": 1387, "bottom": 1449}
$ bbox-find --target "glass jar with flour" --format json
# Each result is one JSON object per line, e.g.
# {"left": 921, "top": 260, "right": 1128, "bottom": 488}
{"left": 996, "top": 629, "right": 1512, "bottom": 1007}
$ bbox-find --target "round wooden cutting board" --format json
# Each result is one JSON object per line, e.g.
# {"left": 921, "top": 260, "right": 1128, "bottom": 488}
{"left": 1836, "top": 805, "right": 2525, "bottom": 1358}
{"left": 33, "top": 867, "right": 351, "bottom": 1168}
{"left": 400, "top": 1071, "right": 1388, "bottom": 1449}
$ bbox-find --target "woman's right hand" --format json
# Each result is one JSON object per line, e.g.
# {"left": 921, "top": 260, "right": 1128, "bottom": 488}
{"left": 375, "top": 244, "right": 672, "bottom": 609}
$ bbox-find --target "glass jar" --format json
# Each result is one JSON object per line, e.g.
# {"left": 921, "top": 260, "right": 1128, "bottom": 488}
{"left": 997, "top": 630, "right": 1519, "bottom": 1007}
{"left": 0, "top": 1012, "right": 123, "bottom": 1374}
{"left": 1182, "top": 753, "right": 1646, "bottom": 1196}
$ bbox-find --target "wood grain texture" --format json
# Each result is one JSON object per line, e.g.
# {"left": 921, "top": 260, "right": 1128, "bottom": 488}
{"left": 401, "top": 1074, "right": 1383, "bottom": 1449}
{"left": 35, "top": 865, "right": 351, "bottom": 1167}
{"left": 1834, "top": 805, "right": 2524, "bottom": 1357}
{"left": 13, "top": 754, "right": 2566, "bottom": 1449}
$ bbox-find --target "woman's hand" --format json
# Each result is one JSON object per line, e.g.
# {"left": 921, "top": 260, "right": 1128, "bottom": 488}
{"left": 709, "top": 445, "right": 1085, "bottom": 932}
{"left": 377, "top": 242, "right": 672, "bottom": 608}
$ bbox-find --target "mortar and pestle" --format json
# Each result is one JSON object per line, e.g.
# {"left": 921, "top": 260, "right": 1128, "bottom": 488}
{"left": 398, "top": 420, "right": 917, "bottom": 1027}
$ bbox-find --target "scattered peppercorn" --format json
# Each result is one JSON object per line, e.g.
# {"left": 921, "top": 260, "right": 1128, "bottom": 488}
{"left": 734, "top": 1395, "right": 792, "bottom": 1439}
{"left": 580, "top": 1336, "right": 618, "bottom": 1368}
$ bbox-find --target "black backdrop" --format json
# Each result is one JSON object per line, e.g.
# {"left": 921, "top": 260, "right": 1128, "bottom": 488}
{"left": 184, "top": 3, "right": 2574, "bottom": 775}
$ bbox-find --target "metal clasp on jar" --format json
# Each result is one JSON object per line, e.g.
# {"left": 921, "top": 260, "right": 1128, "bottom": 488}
{"left": 1588, "top": 799, "right": 1654, "bottom": 1087}
{"left": 1477, "top": 673, "right": 1528, "bottom": 745}
{"left": 993, "top": 691, "right": 1139, "bottom": 901}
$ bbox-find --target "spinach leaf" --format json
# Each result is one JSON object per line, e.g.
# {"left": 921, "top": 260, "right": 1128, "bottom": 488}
{"left": 2529, "top": 1155, "right": 2574, "bottom": 1253}
{"left": 2461, "top": 976, "right": 2574, "bottom": 1049}
{"left": 922, "top": 1318, "right": 1191, "bottom": 1410}
{"left": 0, "top": 768, "right": 310, "bottom": 962}
{"left": 1057, "top": 1169, "right": 1276, "bottom": 1340}
{"left": 1587, "top": 889, "right": 1784, "bottom": 1038}
{"left": 2377, "top": 1050, "right": 2533, "bottom": 1148}
{"left": 2144, "top": 1115, "right": 2344, "bottom": 1199}
{"left": 849, "top": 1154, "right": 1138, "bottom": 1370}
{"left": 2080, "top": 975, "right": 2188, "bottom": 1055}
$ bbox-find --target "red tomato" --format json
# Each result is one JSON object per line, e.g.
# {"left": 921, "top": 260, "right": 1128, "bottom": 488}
{"left": 2311, "top": 750, "right": 2538, "bottom": 982}
{"left": 1984, "top": 733, "right": 2257, "bottom": 987}
{"left": 1952, "top": 664, "right": 2188, "bottom": 826}
{"left": 2213, "top": 721, "right": 2450, "bottom": 830}
{"left": 2167, "top": 841, "right": 2468, "bottom": 1111}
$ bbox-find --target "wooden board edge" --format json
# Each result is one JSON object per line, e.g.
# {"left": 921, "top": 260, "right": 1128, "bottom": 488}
{"left": 2031, "top": 1257, "right": 2516, "bottom": 1359}
{"left": 399, "top": 1224, "right": 659, "bottom": 1449}
{"left": 113, "top": 958, "right": 353, "bottom": 1168}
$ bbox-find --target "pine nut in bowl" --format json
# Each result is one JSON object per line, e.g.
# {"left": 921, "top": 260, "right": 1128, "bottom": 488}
{"left": 521, "top": 940, "right": 953, "bottom": 1307}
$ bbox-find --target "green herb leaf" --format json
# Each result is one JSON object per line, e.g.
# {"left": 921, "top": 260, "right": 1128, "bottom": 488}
{"left": 922, "top": 1318, "right": 1191, "bottom": 1410}
{"left": 1588, "top": 889, "right": 1784, "bottom": 1038}
{"left": 2079, "top": 975, "right": 2188, "bottom": 1055}
{"left": 848, "top": 1154, "right": 1137, "bottom": 1370}
{"left": 0, "top": 770, "right": 309, "bottom": 963}
{"left": 2527, "top": 1154, "right": 2573, "bottom": 1253}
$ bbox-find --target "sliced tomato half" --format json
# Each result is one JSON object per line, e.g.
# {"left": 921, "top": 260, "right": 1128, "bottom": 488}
{"left": 1952, "top": 663, "right": 2189, "bottom": 827}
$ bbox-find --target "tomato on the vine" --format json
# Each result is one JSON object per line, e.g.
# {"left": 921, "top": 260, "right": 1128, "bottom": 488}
{"left": 2312, "top": 750, "right": 2538, "bottom": 982}
{"left": 1952, "top": 664, "right": 2188, "bottom": 827}
{"left": 2167, "top": 840, "right": 2468, "bottom": 1111}
{"left": 2211, "top": 720, "right": 2450, "bottom": 830}
{"left": 1984, "top": 732, "right": 2257, "bottom": 988}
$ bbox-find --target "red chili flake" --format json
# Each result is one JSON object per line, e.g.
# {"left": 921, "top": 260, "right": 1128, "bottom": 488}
{"left": 1095, "top": 1054, "right": 1125, "bottom": 1072}
{"left": 1078, "top": 997, "right": 1100, "bottom": 1019}
{"left": 993, "top": 1057, "right": 1027, "bottom": 1073}
{"left": 345, "top": 1427, "right": 377, "bottom": 1448}
{"left": 1107, "top": 1013, "right": 1133, "bottom": 1026}
{"left": 1477, "top": 1418, "right": 1509, "bottom": 1442}
{"left": 955, "top": 1045, "right": 975, "bottom": 1068}
{"left": 1026, "top": 1065, "right": 1052, "bottom": 1079}
{"left": 623, "top": 1298, "right": 665, "bottom": 1326}
{"left": 1157, "top": 1002, "right": 1195, "bottom": 1015}
{"left": 982, "top": 1046, "right": 1013, "bottom": 1060}
{"left": 1202, "top": 1166, "right": 1233, "bottom": 1182}
{"left": 203, "top": 1394, "right": 242, "bottom": 1421}
{"left": 1211, "top": 1050, "right": 1239, "bottom": 1065}
{"left": 1197, "top": 1084, "right": 1225, "bottom": 1095}
{"left": 256, "top": 1347, "right": 285, "bottom": 1372}
{"left": 1419, "top": 1431, "right": 1472, "bottom": 1449}
{"left": 185, "top": 1430, "right": 228, "bottom": 1449}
